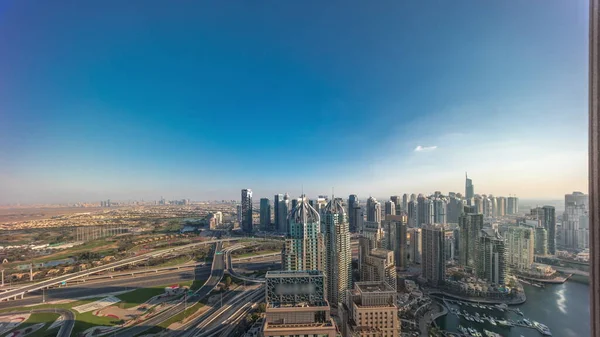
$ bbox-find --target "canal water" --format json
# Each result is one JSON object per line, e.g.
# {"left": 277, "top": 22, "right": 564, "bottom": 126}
{"left": 436, "top": 280, "right": 590, "bottom": 337}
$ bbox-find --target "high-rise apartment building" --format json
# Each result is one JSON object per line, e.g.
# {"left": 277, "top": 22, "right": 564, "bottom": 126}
{"left": 422, "top": 224, "right": 446, "bottom": 286}
{"left": 362, "top": 221, "right": 384, "bottom": 249}
{"left": 274, "top": 194, "right": 282, "bottom": 232}
{"left": 260, "top": 198, "right": 271, "bottom": 231}
{"left": 496, "top": 197, "right": 506, "bottom": 217}
{"left": 402, "top": 194, "right": 409, "bottom": 213}
{"left": 507, "top": 196, "right": 519, "bottom": 215}
{"left": 262, "top": 270, "right": 338, "bottom": 337}
{"left": 417, "top": 194, "right": 426, "bottom": 227}
{"left": 282, "top": 196, "right": 325, "bottom": 271}
{"left": 446, "top": 196, "right": 463, "bottom": 224}
{"left": 322, "top": 198, "right": 352, "bottom": 307}
{"left": 409, "top": 228, "right": 422, "bottom": 264}
{"left": 383, "top": 214, "right": 408, "bottom": 271}
{"left": 465, "top": 173, "right": 474, "bottom": 202}
{"left": 358, "top": 239, "right": 397, "bottom": 291}
{"left": 343, "top": 282, "right": 400, "bottom": 337}
{"left": 407, "top": 200, "right": 417, "bottom": 227}
{"left": 444, "top": 229, "right": 455, "bottom": 262}
{"left": 348, "top": 194, "right": 359, "bottom": 232}
{"left": 473, "top": 195, "right": 483, "bottom": 214}
{"left": 531, "top": 206, "right": 556, "bottom": 254}
{"left": 236, "top": 204, "right": 242, "bottom": 224}
{"left": 390, "top": 195, "right": 400, "bottom": 212}
{"left": 459, "top": 212, "right": 484, "bottom": 271}
{"left": 506, "top": 226, "right": 534, "bottom": 271}
{"left": 366, "top": 197, "right": 381, "bottom": 223}
{"left": 477, "top": 229, "right": 507, "bottom": 285}
{"left": 535, "top": 227, "right": 548, "bottom": 256}
{"left": 563, "top": 192, "right": 589, "bottom": 250}
{"left": 433, "top": 197, "right": 447, "bottom": 224}
{"left": 384, "top": 200, "right": 396, "bottom": 216}
{"left": 241, "top": 189, "right": 253, "bottom": 233}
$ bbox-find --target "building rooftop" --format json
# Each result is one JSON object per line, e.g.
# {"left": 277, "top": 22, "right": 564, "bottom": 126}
{"left": 370, "top": 248, "right": 392, "bottom": 259}
{"left": 356, "top": 281, "right": 395, "bottom": 293}
{"left": 266, "top": 270, "right": 322, "bottom": 278}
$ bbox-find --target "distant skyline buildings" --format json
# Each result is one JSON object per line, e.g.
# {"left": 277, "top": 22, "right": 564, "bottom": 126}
{"left": 259, "top": 197, "right": 271, "bottom": 231}
{"left": 240, "top": 189, "right": 253, "bottom": 233}
{"left": 366, "top": 197, "right": 381, "bottom": 223}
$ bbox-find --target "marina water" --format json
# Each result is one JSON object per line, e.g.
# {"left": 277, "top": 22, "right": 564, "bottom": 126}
{"left": 436, "top": 280, "right": 590, "bottom": 337}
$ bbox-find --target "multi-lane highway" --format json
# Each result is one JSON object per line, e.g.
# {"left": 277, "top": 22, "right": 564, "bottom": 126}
{"left": 113, "top": 241, "right": 226, "bottom": 337}
{"left": 168, "top": 245, "right": 266, "bottom": 337}
{"left": 0, "top": 238, "right": 237, "bottom": 302}
{"left": 0, "top": 255, "right": 279, "bottom": 310}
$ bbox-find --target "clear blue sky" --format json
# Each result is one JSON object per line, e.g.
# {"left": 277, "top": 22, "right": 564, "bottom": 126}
{"left": 0, "top": 1, "right": 589, "bottom": 203}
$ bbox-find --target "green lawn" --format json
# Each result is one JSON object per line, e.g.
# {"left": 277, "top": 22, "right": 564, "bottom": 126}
{"left": 116, "top": 287, "right": 168, "bottom": 309}
{"left": 71, "top": 310, "right": 122, "bottom": 336}
{"left": 2, "top": 312, "right": 60, "bottom": 337}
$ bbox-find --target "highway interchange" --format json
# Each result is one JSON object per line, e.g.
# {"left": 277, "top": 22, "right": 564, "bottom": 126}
{"left": 0, "top": 239, "right": 280, "bottom": 336}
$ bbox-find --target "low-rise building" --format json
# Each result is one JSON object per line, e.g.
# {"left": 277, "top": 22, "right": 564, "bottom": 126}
{"left": 343, "top": 281, "right": 400, "bottom": 337}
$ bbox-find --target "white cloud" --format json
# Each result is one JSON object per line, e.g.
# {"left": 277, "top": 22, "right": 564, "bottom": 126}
{"left": 414, "top": 145, "right": 437, "bottom": 152}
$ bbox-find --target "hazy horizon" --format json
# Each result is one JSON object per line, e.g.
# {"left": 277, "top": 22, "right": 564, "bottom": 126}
{"left": 0, "top": 1, "right": 589, "bottom": 204}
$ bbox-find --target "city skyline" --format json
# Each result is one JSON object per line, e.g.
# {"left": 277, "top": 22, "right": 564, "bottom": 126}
{"left": 0, "top": 1, "right": 588, "bottom": 204}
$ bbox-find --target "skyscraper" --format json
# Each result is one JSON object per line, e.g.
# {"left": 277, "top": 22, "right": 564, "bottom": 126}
{"left": 348, "top": 194, "right": 358, "bottom": 232}
{"left": 383, "top": 214, "right": 408, "bottom": 271}
{"left": 390, "top": 195, "right": 401, "bottom": 214}
{"left": 260, "top": 198, "right": 271, "bottom": 231}
{"left": 497, "top": 196, "right": 507, "bottom": 217}
{"left": 459, "top": 212, "right": 484, "bottom": 271}
{"left": 262, "top": 271, "right": 338, "bottom": 337}
{"left": 477, "top": 229, "right": 507, "bottom": 285}
{"left": 422, "top": 224, "right": 446, "bottom": 286}
{"left": 446, "top": 195, "right": 464, "bottom": 224}
{"left": 417, "top": 194, "right": 426, "bottom": 227}
{"left": 433, "top": 197, "right": 447, "bottom": 224}
{"left": 409, "top": 228, "right": 422, "bottom": 264}
{"left": 236, "top": 204, "right": 242, "bottom": 224}
{"left": 274, "top": 194, "right": 282, "bottom": 232}
{"left": 507, "top": 196, "right": 519, "bottom": 215}
{"left": 276, "top": 193, "right": 290, "bottom": 233}
{"left": 366, "top": 196, "right": 381, "bottom": 223}
{"left": 424, "top": 198, "right": 435, "bottom": 225}
{"left": 384, "top": 200, "right": 396, "bottom": 216}
{"left": 407, "top": 200, "right": 417, "bottom": 227}
{"left": 506, "top": 226, "right": 534, "bottom": 271}
{"left": 282, "top": 196, "right": 326, "bottom": 271}
{"left": 322, "top": 198, "right": 351, "bottom": 307}
{"left": 532, "top": 206, "right": 557, "bottom": 254}
{"left": 535, "top": 227, "right": 548, "bottom": 255}
{"left": 241, "top": 189, "right": 253, "bottom": 233}
{"left": 402, "top": 193, "right": 409, "bottom": 213}
{"left": 563, "top": 192, "right": 589, "bottom": 249}
{"left": 465, "top": 173, "right": 474, "bottom": 202}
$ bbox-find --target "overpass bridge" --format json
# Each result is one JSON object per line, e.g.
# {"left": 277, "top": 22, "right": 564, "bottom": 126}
{"left": 224, "top": 244, "right": 269, "bottom": 284}
{"left": 0, "top": 238, "right": 238, "bottom": 302}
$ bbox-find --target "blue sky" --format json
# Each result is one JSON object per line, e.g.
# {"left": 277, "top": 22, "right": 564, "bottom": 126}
{"left": 0, "top": 1, "right": 589, "bottom": 203}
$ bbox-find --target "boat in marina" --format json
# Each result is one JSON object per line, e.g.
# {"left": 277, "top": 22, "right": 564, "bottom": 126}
{"left": 488, "top": 317, "right": 497, "bottom": 326}
{"left": 458, "top": 325, "right": 468, "bottom": 334}
{"left": 533, "top": 321, "right": 552, "bottom": 336}
{"left": 484, "top": 329, "right": 503, "bottom": 337}
{"left": 497, "top": 320, "right": 514, "bottom": 327}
